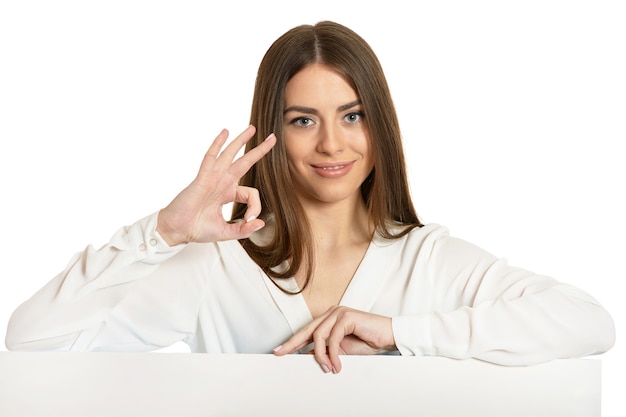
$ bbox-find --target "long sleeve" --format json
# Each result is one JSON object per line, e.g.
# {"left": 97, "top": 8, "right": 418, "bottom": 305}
{"left": 5, "top": 212, "right": 196, "bottom": 351}
{"left": 7, "top": 216, "right": 615, "bottom": 362}
{"left": 390, "top": 226, "right": 616, "bottom": 365}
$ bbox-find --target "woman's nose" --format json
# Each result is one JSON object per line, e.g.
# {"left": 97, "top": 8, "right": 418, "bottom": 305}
{"left": 316, "top": 124, "right": 344, "bottom": 155}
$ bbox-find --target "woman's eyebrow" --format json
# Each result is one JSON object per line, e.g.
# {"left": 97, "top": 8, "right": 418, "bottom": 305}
{"left": 284, "top": 99, "right": 362, "bottom": 115}
{"left": 337, "top": 99, "right": 362, "bottom": 112}
{"left": 284, "top": 105, "right": 318, "bottom": 115}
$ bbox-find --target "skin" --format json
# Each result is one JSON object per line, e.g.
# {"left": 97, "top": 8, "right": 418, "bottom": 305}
{"left": 282, "top": 64, "right": 374, "bottom": 209}
{"left": 156, "top": 64, "right": 396, "bottom": 374}
{"left": 273, "top": 64, "right": 395, "bottom": 373}
{"left": 157, "top": 125, "right": 276, "bottom": 245}
{"left": 281, "top": 64, "right": 375, "bottom": 320}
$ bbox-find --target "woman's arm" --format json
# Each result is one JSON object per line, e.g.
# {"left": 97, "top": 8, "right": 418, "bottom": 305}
{"left": 275, "top": 229, "right": 615, "bottom": 372}
{"left": 6, "top": 127, "right": 276, "bottom": 351}
{"left": 5, "top": 212, "right": 190, "bottom": 351}
{"left": 396, "top": 234, "right": 616, "bottom": 365}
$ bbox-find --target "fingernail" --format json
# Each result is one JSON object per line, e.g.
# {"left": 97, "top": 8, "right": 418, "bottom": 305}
{"left": 246, "top": 215, "right": 256, "bottom": 223}
{"left": 321, "top": 364, "right": 330, "bottom": 373}
{"left": 264, "top": 133, "right": 275, "bottom": 142}
{"left": 273, "top": 345, "right": 282, "bottom": 353}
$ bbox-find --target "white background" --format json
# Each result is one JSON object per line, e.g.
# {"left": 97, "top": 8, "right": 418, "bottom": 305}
{"left": 1, "top": 1, "right": 623, "bottom": 415}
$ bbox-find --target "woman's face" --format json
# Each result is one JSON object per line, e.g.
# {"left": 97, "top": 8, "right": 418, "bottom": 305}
{"left": 282, "top": 64, "right": 374, "bottom": 208}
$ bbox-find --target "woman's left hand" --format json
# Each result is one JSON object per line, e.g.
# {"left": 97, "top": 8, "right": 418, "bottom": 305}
{"left": 273, "top": 306, "right": 396, "bottom": 373}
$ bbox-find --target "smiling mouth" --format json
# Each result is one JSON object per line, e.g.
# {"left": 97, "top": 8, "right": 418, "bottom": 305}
{"left": 311, "top": 161, "right": 354, "bottom": 169}
{"left": 310, "top": 161, "right": 355, "bottom": 178}
{"left": 318, "top": 165, "right": 347, "bottom": 170}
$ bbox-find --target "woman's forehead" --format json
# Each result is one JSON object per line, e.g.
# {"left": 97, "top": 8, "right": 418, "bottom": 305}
{"left": 284, "top": 64, "right": 359, "bottom": 108}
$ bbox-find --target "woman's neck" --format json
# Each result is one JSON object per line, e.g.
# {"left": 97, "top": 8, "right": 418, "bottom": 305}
{"left": 302, "top": 197, "right": 373, "bottom": 250}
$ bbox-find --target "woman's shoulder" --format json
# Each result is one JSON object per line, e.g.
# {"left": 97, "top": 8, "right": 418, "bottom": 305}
{"left": 372, "top": 222, "right": 450, "bottom": 250}
{"left": 378, "top": 222, "right": 449, "bottom": 241}
{"left": 373, "top": 222, "right": 498, "bottom": 265}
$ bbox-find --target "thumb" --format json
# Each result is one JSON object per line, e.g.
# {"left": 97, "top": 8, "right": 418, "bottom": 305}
{"left": 219, "top": 218, "right": 266, "bottom": 241}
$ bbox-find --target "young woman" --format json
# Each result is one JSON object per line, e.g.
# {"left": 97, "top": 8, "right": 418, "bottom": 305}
{"left": 5, "top": 21, "right": 615, "bottom": 374}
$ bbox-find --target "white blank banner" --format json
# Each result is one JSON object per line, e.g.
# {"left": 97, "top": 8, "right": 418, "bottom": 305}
{"left": 0, "top": 353, "right": 600, "bottom": 417}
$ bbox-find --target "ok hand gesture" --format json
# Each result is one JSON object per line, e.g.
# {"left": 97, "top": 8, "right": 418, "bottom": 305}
{"left": 157, "top": 125, "right": 276, "bottom": 246}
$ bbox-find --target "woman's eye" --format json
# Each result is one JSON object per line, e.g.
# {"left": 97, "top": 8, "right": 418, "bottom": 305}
{"left": 345, "top": 111, "right": 364, "bottom": 123}
{"left": 292, "top": 117, "right": 313, "bottom": 127}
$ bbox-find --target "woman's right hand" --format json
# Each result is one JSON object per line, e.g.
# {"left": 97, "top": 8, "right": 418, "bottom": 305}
{"left": 156, "top": 125, "right": 276, "bottom": 246}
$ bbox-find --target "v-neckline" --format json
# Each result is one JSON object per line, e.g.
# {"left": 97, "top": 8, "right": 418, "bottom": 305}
{"left": 254, "top": 232, "right": 399, "bottom": 335}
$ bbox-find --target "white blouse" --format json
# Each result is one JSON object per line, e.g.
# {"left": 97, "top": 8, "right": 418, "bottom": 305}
{"left": 5, "top": 212, "right": 615, "bottom": 365}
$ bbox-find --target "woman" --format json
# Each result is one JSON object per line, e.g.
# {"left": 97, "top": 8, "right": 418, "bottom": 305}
{"left": 5, "top": 21, "right": 615, "bottom": 374}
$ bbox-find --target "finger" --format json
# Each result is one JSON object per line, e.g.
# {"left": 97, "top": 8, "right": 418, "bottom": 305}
{"left": 304, "top": 309, "right": 339, "bottom": 373}
{"left": 206, "top": 129, "right": 230, "bottom": 160}
{"left": 218, "top": 218, "right": 266, "bottom": 241}
{"left": 312, "top": 309, "right": 348, "bottom": 373}
{"left": 197, "top": 129, "right": 230, "bottom": 175}
{"left": 229, "top": 133, "right": 276, "bottom": 179}
{"left": 273, "top": 328, "right": 314, "bottom": 356}
{"left": 214, "top": 125, "right": 257, "bottom": 169}
{"left": 326, "top": 318, "right": 351, "bottom": 373}
{"left": 312, "top": 328, "right": 333, "bottom": 373}
{"left": 233, "top": 186, "right": 262, "bottom": 222}
{"left": 273, "top": 314, "right": 326, "bottom": 356}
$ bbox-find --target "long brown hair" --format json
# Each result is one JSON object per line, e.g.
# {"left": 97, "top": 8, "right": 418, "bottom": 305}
{"left": 232, "top": 21, "right": 422, "bottom": 292}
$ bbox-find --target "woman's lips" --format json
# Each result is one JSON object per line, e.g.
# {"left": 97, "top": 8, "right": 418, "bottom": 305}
{"left": 310, "top": 161, "right": 355, "bottom": 178}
